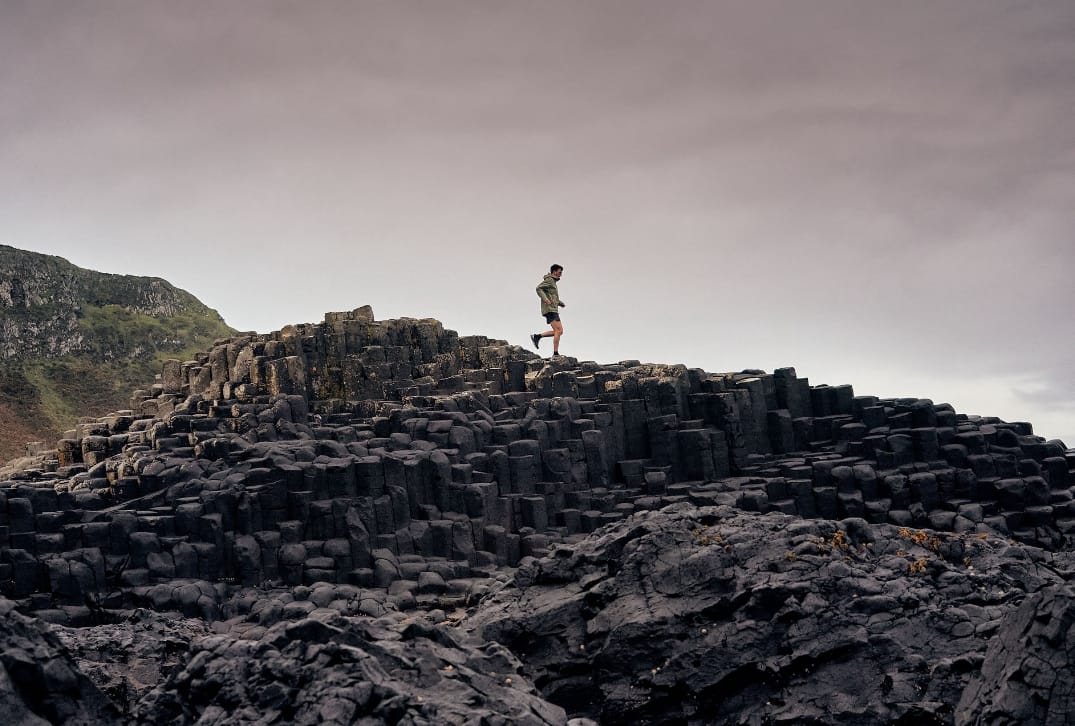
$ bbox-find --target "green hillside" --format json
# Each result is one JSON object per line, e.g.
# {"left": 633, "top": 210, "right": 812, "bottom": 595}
{"left": 0, "top": 244, "right": 236, "bottom": 461}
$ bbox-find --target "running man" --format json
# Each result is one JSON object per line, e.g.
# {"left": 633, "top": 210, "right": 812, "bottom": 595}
{"left": 531, "top": 264, "right": 565, "bottom": 357}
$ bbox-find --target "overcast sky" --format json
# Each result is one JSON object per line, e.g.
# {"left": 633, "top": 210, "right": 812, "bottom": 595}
{"left": 2, "top": 1, "right": 1073, "bottom": 444}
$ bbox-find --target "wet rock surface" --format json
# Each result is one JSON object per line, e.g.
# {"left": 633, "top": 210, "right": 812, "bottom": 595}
{"left": 1, "top": 307, "right": 1072, "bottom": 724}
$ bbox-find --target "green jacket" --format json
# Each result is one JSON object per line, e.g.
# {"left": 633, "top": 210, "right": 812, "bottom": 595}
{"left": 536, "top": 273, "right": 562, "bottom": 315}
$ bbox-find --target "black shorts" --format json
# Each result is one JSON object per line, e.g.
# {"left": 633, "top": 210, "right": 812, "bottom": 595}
{"left": 544, "top": 312, "right": 561, "bottom": 324}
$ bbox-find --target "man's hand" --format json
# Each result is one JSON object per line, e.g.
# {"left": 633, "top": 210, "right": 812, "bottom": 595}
{"left": 558, "top": 302, "right": 565, "bottom": 308}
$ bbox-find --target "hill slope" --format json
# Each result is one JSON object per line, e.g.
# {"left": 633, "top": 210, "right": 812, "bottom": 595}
{"left": 0, "top": 244, "right": 236, "bottom": 461}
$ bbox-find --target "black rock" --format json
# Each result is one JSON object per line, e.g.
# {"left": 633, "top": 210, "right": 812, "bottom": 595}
{"left": 2, "top": 307, "right": 1073, "bottom": 724}
{"left": 956, "top": 583, "right": 1075, "bottom": 725}
{"left": 468, "top": 503, "right": 1074, "bottom": 725}
{"left": 134, "top": 610, "right": 566, "bottom": 725}
{"left": 0, "top": 596, "right": 123, "bottom": 724}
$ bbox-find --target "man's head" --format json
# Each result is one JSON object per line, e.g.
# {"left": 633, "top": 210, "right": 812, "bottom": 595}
{"left": 550, "top": 264, "right": 563, "bottom": 278}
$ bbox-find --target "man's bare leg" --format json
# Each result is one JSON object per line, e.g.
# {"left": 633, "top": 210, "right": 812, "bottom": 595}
{"left": 539, "top": 320, "right": 563, "bottom": 355}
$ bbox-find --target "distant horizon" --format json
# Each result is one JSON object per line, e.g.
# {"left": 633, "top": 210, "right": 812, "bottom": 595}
{"left": 2, "top": 1, "right": 1071, "bottom": 446}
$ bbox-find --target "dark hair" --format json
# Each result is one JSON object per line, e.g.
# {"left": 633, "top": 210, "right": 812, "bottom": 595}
{"left": 550, "top": 264, "right": 563, "bottom": 273}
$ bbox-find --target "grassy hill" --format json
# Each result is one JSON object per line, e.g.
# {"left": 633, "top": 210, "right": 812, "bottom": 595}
{"left": 0, "top": 244, "right": 236, "bottom": 461}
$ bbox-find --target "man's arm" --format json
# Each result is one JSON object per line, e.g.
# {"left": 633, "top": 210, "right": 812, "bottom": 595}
{"left": 536, "top": 280, "right": 555, "bottom": 305}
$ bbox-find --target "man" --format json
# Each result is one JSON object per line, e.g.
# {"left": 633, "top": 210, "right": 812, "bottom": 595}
{"left": 531, "top": 264, "right": 565, "bottom": 357}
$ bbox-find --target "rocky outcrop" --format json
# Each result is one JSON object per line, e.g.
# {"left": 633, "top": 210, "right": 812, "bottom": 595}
{"left": 1, "top": 305, "right": 1072, "bottom": 723}
{"left": 52, "top": 607, "right": 212, "bottom": 715}
{"left": 468, "top": 503, "right": 1074, "bottom": 724}
{"left": 134, "top": 609, "right": 566, "bottom": 725}
{"left": 0, "top": 595, "right": 122, "bottom": 724}
{"left": 956, "top": 584, "right": 1075, "bottom": 725}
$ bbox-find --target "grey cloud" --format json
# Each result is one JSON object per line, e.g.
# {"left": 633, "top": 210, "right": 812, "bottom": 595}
{"left": 0, "top": 0, "right": 1072, "bottom": 439}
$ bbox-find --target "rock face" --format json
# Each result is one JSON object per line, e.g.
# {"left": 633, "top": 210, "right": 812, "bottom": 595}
{"left": 0, "top": 243, "right": 235, "bottom": 462}
{"left": 134, "top": 610, "right": 566, "bottom": 725}
{"left": 0, "top": 244, "right": 231, "bottom": 362}
{"left": 468, "top": 503, "right": 1074, "bottom": 724}
{"left": 956, "top": 584, "right": 1075, "bottom": 725}
{"left": 0, "top": 595, "right": 122, "bottom": 724}
{"left": 0, "top": 304, "right": 1072, "bottom": 724}
{"left": 52, "top": 607, "right": 212, "bottom": 715}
